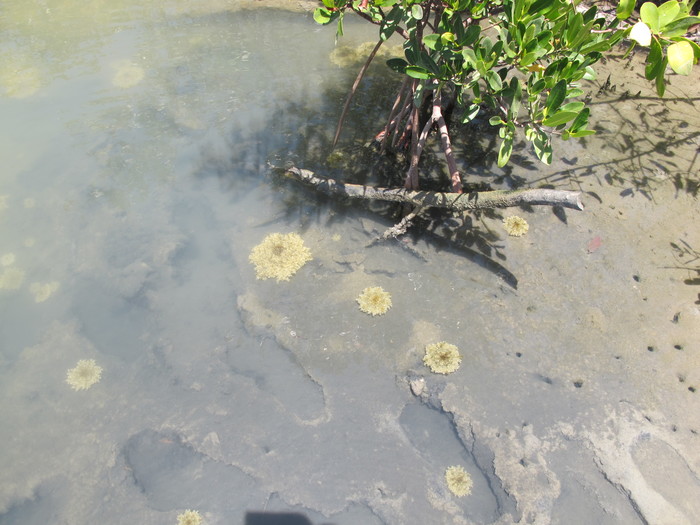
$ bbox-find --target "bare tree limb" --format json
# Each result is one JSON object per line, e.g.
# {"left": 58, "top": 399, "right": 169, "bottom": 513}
{"left": 283, "top": 166, "right": 585, "bottom": 211}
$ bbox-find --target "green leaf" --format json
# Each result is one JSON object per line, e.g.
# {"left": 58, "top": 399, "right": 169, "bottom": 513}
{"left": 441, "top": 32, "right": 456, "bottom": 45}
{"left": 509, "top": 78, "right": 522, "bottom": 120}
{"left": 528, "top": 0, "right": 555, "bottom": 16}
{"left": 569, "top": 107, "right": 590, "bottom": 132}
{"left": 685, "top": 38, "right": 700, "bottom": 60}
{"left": 485, "top": 70, "right": 503, "bottom": 91}
{"left": 667, "top": 40, "right": 694, "bottom": 75}
{"left": 582, "top": 65, "right": 597, "bottom": 81}
{"left": 411, "top": 4, "right": 423, "bottom": 20}
{"left": 417, "top": 49, "right": 441, "bottom": 76}
{"left": 640, "top": 2, "right": 660, "bottom": 33}
{"left": 655, "top": 62, "right": 667, "bottom": 96}
{"left": 386, "top": 57, "right": 408, "bottom": 73}
{"left": 645, "top": 37, "right": 664, "bottom": 80}
{"left": 532, "top": 132, "right": 552, "bottom": 164}
{"left": 567, "top": 129, "right": 596, "bottom": 138}
{"left": 542, "top": 110, "right": 578, "bottom": 127}
{"left": 405, "top": 66, "right": 432, "bottom": 79}
{"left": 529, "top": 78, "right": 546, "bottom": 95}
{"left": 560, "top": 101, "right": 585, "bottom": 113}
{"left": 565, "top": 12, "right": 584, "bottom": 46}
{"left": 657, "top": 0, "right": 681, "bottom": 29}
{"left": 544, "top": 79, "right": 567, "bottom": 116}
{"left": 462, "top": 48, "right": 478, "bottom": 68}
{"left": 661, "top": 16, "right": 700, "bottom": 37}
{"left": 579, "top": 40, "right": 612, "bottom": 55}
{"left": 313, "top": 7, "right": 334, "bottom": 24}
{"left": 462, "top": 104, "right": 480, "bottom": 123}
{"left": 461, "top": 24, "right": 481, "bottom": 47}
{"left": 630, "top": 21, "right": 652, "bottom": 46}
{"left": 423, "top": 34, "right": 441, "bottom": 50}
{"left": 336, "top": 14, "right": 344, "bottom": 37}
{"left": 510, "top": 0, "right": 525, "bottom": 22}
{"left": 380, "top": 6, "right": 402, "bottom": 40}
{"left": 617, "top": 0, "right": 635, "bottom": 19}
{"left": 489, "top": 116, "right": 505, "bottom": 126}
{"left": 497, "top": 134, "right": 514, "bottom": 167}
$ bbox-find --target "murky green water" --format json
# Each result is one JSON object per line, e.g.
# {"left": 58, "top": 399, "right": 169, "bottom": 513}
{"left": 2, "top": 2, "right": 699, "bottom": 525}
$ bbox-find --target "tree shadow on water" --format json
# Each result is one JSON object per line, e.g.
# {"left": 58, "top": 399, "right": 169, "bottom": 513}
{"left": 204, "top": 52, "right": 581, "bottom": 289}
{"left": 258, "top": 93, "right": 520, "bottom": 287}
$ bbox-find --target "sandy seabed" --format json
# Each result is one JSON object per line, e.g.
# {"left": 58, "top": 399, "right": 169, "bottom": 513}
{"left": 0, "top": 3, "right": 699, "bottom": 524}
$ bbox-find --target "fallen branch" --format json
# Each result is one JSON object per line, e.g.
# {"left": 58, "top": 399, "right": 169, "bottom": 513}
{"left": 284, "top": 166, "right": 584, "bottom": 211}
{"left": 374, "top": 205, "right": 423, "bottom": 241}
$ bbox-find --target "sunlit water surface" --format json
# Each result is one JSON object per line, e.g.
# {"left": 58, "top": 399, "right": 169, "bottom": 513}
{"left": 2, "top": 2, "right": 700, "bottom": 525}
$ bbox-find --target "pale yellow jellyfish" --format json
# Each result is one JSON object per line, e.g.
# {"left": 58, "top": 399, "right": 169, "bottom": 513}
{"left": 66, "top": 359, "right": 103, "bottom": 391}
{"left": 248, "top": 232, "right": 312, "bottom": 282}
{"left": 0, "top": 267, "right": 25, "bottom": 290}
{"left": 445, "top": 465, "right": 473, "bottom": 497}
{"left": 0, "top": 64, "right": 42, "bottom": 98}
{"left": 177, "top": 509, "right": 203, "bottom": 525}
{"left": 503, "top": 215, "right": 529, "bottom": 236}
{"left": 29, "top": 281, "right": 60, "bottom": 302}
{"left": 111, "top": 59, "right": 145, "bottom": 89}
{"left": 423, "top": 341, "right": 461, "bottom": 374}
{"left": 356, "top": 286, "right": 392, "bottom": 316}
{"left": 0, "top": 253, "right": 15, "bottom": 266}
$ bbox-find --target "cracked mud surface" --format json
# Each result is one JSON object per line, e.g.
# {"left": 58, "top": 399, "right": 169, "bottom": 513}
{"left": 1, "top": 3, "right": 699, "bottom": 524}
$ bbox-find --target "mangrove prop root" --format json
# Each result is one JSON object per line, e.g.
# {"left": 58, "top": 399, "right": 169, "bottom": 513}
{"left": 284, "top": 167, "right": 585, "bottom": 211}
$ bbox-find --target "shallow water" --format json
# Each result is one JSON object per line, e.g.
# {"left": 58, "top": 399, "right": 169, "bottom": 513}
{"left": 1, "top": 2, "right": 700, "bottom": 524}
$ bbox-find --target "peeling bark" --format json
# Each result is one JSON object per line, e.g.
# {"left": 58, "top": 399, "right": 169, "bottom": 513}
{"left": 284, "top": 167, "right": 585, "bottom": 211}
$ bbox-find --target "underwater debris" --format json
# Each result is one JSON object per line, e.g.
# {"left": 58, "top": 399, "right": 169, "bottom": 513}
{"left": 177, "top": 509, "right": 203, "bottom": 525}
{"left": 445, "top": 465, "right": 473, "bottom": 497}
{"left": 66, "top": 359, "right": 103, "bottom": 391}
{"left": 0, "top": 267, "right": 25, "bottom": 290}
{"left": 423, "top": 341, "right": 461, "bottom": 374}
{"left": 249, "top": 232, "right": 312, "bottom": 282}
{"left": 503, "top": 215, "right": 529, "bottom": 236}
{"left": 29, "top": 281, "right": 60, "bottom": 302}
{"left": 356, "top": 286, "right": 392, "bottom": 316}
